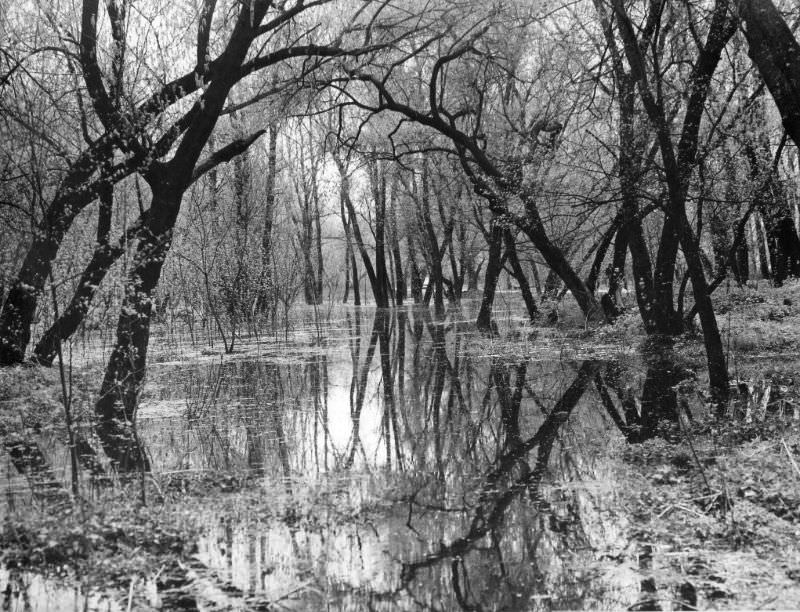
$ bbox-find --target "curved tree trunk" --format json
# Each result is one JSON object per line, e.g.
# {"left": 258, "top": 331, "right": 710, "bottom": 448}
{"left": 95, "top": 185, "right": 182, "bottom": 472}
{"left": 34, "top": 178, "right": 116, "bottom": 365}
{"left": 0, "top": 140, "right": 119, "bottom": 366}
{"left": 518, "top": 204, "right": 603, "bottom": 323}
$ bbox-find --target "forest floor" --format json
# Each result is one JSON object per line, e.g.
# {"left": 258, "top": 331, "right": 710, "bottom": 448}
{"left": 1, "top": 281, "right": 800, "bottom": 609}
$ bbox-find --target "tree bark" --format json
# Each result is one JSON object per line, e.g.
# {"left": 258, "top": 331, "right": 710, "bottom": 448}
{"left": 95, "top": 183, "right": 181, "bottom": 472}
{"left": 476, "top": 218, "right": 504, "bottom": 331}
{"left": 336, "top": 157, "right": 380, "bottom": 306}
{"left": 408, "top": 232, "right": 423, "bottom": 304}
{"left": 420, "top": 159, "right": 445, "bottom": 315}
{"left": 33, "top": 212, "right": 145, "bottom": 366}
{"left": 611, "top": 0, "right": 734, "bottom": 401}
{"left": 369, "top": 157, "right": 391, "bottom": 308}
{"left": 518, "top": 203, "right": 602, "bottom": 322}
{"left": 388, "top": 183, "right": 406, "bottom": 305}
{"left": 257, "top": 122, "right": 278, "bottom": 312}
{"left": 94, "top": 0, "right": 274, "bottom": 470}
{"left": 504, "top": 229, "right": 538, "bottom": 321}
{"left": 0, "top": 142, "right": 117, "bottom": 365}
{"left": 736, "top": 0, "right": 800, "bottom": 149}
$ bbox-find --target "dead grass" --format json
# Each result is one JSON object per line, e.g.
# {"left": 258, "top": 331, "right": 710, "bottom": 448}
{"left": 618, "top": 418, "right": 800, "bottom": 609}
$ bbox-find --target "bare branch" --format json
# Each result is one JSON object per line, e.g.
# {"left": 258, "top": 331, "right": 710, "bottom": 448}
{"left": 191, "top": 129, "right": 267, "bottom": 182}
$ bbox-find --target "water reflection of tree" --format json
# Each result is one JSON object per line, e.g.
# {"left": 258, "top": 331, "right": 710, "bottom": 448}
{"left": 170, "top": 351, "right": 331, "bottom": 486}
{"left": 595, "top": 337, "right": 695, "bottom": 442}
{"left": 158, "top": 316, "right": 657, "bottom": 609}
{"left": 1, "top": 435, "right": 71, "bottom": 508}
{"left": 400, "top": 361, "right": 602, "bottom": 610}
{"left": 344, "top": 311, "right": 379, "bottom": 469}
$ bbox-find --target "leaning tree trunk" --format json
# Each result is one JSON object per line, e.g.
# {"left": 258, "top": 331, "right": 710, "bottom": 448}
{"left": 0, "top": 139, "right": 119, "bottom": 366}
{"left": 0, "top": 207, "right": 91, "bottom": 365}
{"left": 95, "top": 185, "right": 182, "bottom": 472}
{"left": 504, "top": 228, "right": 538, "bottom": 322}
{"left": 339, "top": 175, "right": 360, "bottom": 305}
{"left": 337, "top": 158, "right": 381, "bottom": 306}
{"left": 33, "top": 190, "right": 141, "bottom": 365}
{"left": 736, "top": 0, "right": 800, "bottom": 149}
{"left": 519, "top": 202, "right": 603, "bottom": 323}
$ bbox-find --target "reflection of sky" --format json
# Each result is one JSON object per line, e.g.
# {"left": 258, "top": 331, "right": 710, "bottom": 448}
{"left": 322, "top": 357, "right": 385, "bottom": 468}
{"left": 1, "top": 311, "right": 656, "bottom": 609}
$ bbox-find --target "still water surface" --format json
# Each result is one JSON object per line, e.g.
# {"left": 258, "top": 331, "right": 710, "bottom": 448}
{"left": 1, "top": 304, "right": 698, "bottom": 610}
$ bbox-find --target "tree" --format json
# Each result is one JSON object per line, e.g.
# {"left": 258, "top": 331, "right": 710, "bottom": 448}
{"left": 285, "top": 118, "right": 325, "bottom": 305}
{"left": 736, "top": 0, "right": 800, "bottom": 147}
{"left": 0, "top": 0, "right": 382, "bottom": 366}
{"left": 333, "top": 2, "right": 606, "bottom": 324}
{"left": 602, "top": 0, "right": 737, "bottom": 400}
{"left": 13, "top": 0, "right": 391, "bottom": 470}
{"left": 735, "top": 0, "right": 800, "bottom": 285}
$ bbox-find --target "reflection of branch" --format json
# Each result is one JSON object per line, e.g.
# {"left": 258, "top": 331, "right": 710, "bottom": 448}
{"left": 402, "top": 360, "right": 601, "bottom": 582}
{"left": 594, "top": 371, "right": 635, "bottom": 440}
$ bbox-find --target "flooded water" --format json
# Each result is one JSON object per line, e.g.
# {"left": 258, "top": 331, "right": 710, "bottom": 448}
{"left": 1, "top": 303, "right": 706, "bottom": 610}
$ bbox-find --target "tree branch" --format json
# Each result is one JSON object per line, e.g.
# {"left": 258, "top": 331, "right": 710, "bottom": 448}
{"left": 191, "top": 129, "right": 267, "bottom": 183}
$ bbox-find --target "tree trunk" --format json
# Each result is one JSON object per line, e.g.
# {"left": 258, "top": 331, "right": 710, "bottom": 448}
{"left": 389, "top": 186, "right": 406, "bottom": 305}
{"left": 420, "top": 159, "right": 445, "bottom": 315}
{"left": 504, "top": 228, "right": 538, "bottom": 321}
{"left": 350, "top": 248, "right": 361, "bottom": 306}
{"left": 339, "top": 167, "right": 359, "bottom": 305}
{"left": 369, "top": 158, "right": 390, "bottom": 308}
{"left": 336, "top": 157, "right": 379, "bottom": 305}
{"left": 476, "top": 219, "right": 504, "bottom": 331}
{"left": 0, "top": 140, "right": 118, "bottom": 365}
{"left": 95, "top": 183, "right": 183, "bottom": 472}
{"left": 607, "top": 226, "right": 628, "bottom": 308}
{"left": 585, "top": 214, "right": 621, "bottom": 294}
{"left": 408, "top": 232, "right": 423, "bottom": 304}
{"left": 257, "top": 123, "right": 278, "bottom": 312}
{"left": 313, "top": 175, "right": 324, "bottom": 303}
{"left": 735, "top": 0, "right": 800, "bottom": 149}
{"left": 651, "top": 215, "right": 684, "bottom": 334}
{"left": 611, "top": 0, "right": 733, "bottom": 400}
{"left": 516, "top": 193, "right": 604, "bottom": 322}
{"left": 33, "top": 177, "right": 117, "bottom": 364}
